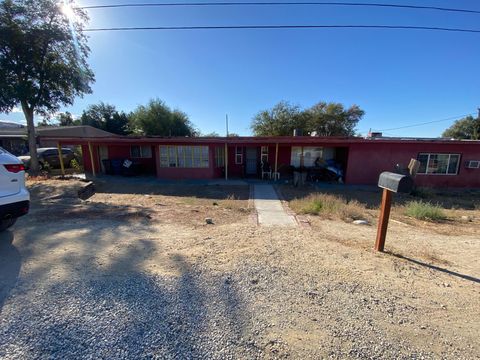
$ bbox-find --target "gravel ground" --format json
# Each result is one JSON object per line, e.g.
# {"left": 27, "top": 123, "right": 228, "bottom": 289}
{"left": 0, "top": 179, "right": 479, "bottom": 359}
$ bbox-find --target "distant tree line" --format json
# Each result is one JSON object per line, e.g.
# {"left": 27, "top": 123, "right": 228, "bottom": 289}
{"left": 44, "top": 98, "right": 198, "bottom": 137}
{"left": 442, "top": 115, "right": 480, "bottom": 140}
{"left": 251, "top": 101, "right": 365, "bottom": 137}
{"left": 45, "top": 99, "right": 366, "bottom": 138}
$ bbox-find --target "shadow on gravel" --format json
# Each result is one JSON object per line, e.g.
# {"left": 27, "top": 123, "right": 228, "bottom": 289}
{"left": 12, "top": 246, "right": 253, "bottom": 358}
{"left": 1, "top": 198, "right": 253, "bottom": 358}
{"left": 0, "top": 231, "right": 21, "bottom": 314}
{"left": 387, "top": 251, "right": 480, "bottom": 284}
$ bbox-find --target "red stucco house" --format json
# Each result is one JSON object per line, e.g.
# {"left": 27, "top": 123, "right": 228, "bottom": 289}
{"left": 41, "top": 126, "right": 480, "bottom": 188}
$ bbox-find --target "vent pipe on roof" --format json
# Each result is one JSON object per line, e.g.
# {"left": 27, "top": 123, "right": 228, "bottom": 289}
{"left": 293, "top": 129, "right": 303, "bottom": 136}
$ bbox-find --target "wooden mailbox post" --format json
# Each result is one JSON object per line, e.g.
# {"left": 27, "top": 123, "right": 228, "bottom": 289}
{"left": 375, "top": 171, "right": 414, "bottom": 252}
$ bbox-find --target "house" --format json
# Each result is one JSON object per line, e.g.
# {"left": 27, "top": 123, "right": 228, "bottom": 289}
{"left": 40, "top": 127, "right": 480, "bottom": 188}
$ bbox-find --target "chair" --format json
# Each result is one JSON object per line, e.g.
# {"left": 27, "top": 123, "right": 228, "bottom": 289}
{"left": 261, "top": 161, "right": 272, "bottom": 180}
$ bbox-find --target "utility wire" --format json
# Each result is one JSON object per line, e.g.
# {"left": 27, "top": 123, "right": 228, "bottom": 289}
{"left": 373, "top": 113, "right": 475, "bottom": 132}
{"left": 78, "top": 2, "right": 480, "bottom": 15}
{"left": 84, "top": 24, "right": 480, "bottom": 33}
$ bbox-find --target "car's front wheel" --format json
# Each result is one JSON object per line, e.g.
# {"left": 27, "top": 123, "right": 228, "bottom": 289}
{"left": 0, "top": 218, "right": 17, "bottom": 232}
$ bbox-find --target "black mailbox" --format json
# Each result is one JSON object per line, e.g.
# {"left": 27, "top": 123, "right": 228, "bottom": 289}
{"left": 378, "top": 172, "right": 413, "bottom": 193}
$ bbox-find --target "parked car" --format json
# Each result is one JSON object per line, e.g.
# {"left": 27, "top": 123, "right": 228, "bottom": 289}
{"left": 0, "top": 147, "right": 30, "bottom": 231}
{"left": 18, "top": 147, "right": 77, "bottom": 170}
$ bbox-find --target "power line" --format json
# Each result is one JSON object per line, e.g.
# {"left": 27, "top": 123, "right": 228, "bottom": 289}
{"left": 78, "top": 2, "right": 480, "bottom": 15}
{"left": 373, "top": 113, "right": 475, "bottom": 132}
{"left": 84, "top": 24, "right": 480, "bottom": 33}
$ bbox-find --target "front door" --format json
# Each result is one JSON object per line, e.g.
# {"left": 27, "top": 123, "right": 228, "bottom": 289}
{"left": 246, "top": 147, "right": 257, "bottom": 175}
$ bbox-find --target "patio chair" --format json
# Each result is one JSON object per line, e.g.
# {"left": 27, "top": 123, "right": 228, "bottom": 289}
{"left": 261, "top": 161, "right": 272, "bottom": 180}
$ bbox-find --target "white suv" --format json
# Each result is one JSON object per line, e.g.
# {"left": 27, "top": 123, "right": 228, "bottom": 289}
{"left": 0, "top": 147, "right": 30, "bottom": 231}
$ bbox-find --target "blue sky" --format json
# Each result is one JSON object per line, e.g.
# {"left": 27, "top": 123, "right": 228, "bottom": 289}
{"left": 2, "top": 0, "right": 479, "bottom": 136}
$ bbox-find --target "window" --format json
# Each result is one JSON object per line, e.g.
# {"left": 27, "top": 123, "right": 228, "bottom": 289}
{"left": 417, "top": 153, "right": 460, "bottom": 175}
{"left": 131, "top": 145, "right": 152, "bottom": 158}
{"left": 215, "top": 146, "right": 225, "bottom": 167}
{"left": 235, "top": 146, "right": 243, "bottom": 164}
{"left": 261, "top": 146, "right": 269, "bottom": 163}
{"left": 290, "top": 147, "right": 335, "bottom": 167}
{"left": 159, "top": 145, "right": 209, "bottom": 168}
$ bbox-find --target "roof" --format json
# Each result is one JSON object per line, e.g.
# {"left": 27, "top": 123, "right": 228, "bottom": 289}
{"left": 37, "top": 134, "right": 480, "bottom": 146}
{"left": 36, "top": 126, "right": 118, "bottom": 138}
{"left": 0, "top": 125, "right": 118, "bottom": 139}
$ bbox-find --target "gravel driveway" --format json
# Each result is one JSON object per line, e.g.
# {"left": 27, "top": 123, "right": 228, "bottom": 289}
{"left": 0, "top": 179, "right": 478, "bottom": 359}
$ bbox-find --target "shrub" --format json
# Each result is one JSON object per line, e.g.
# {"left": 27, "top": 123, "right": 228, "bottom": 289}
{"left": 70, "top": 158, "right": 81, "bottom": 172}
{"left": 404, "top": 201, "right": 446, "bottom": 222}
{"left": 290, "top": 193, "right": 366, "bottom": 221}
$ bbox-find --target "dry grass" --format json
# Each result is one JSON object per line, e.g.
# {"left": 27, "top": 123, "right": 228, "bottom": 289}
{"left": 290, "top": 193, "right": 367, "bottom": 222}
{"left": 220, "top": 194, "right": 251, "bottom": 213}
{"left": 404, "top": 200, "right": 447, "bottom": 222}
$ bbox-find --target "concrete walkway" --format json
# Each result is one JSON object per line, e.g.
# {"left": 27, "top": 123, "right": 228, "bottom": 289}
{"left": 253, "top": 184, "right": 297, "bottom": 226}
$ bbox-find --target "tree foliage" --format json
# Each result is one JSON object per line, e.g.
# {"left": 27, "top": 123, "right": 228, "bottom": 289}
{"left": 57, "top": 111, "right": 78, "bottom": 126}
{"left": 306, "top": 102, "right": 365, "bottom": 136}
{"left": 0, "top": 0, "right": 94, "bottom": 172}
{"left": 442, "top": 115, "right": 479, "bottom": 140}
{"left": 130, "top": 99, "right": 197, "bottom": 137}
{"left": 80, "top": 102, "right": 130, "bottom": 135}
{"left": 251, "top": 101, "right": 364, "bottom": 136}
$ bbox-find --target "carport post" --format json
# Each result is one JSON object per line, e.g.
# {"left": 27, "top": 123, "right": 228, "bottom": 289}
{"left": 375, "top": 188, "right": 392, "bottom": 252}
{"left": 57, "top": 142, "right": 65, "bottom": 176}
{"left": 88, "top": 141, "right": 96, "bottom": 177}
{"left": 224, "top": 142, "right": 228, "bottom": 180}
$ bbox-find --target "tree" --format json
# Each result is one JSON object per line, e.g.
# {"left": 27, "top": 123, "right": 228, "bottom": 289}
{"left": 130, "top": 99, "right": 197, "bottom": 136}
{"left": 251, "top": 101, "right": 307, "bottom": 136}
{"left": 306, "top": 102, "right": 364, "bottom": 136}
{"left": 442, "top": 115, "right": 479, "bottom": 140}
{"left": 251, "top": 101, "right": 364, "bottom": 136}
{"left": 0, "top": 0, "right": 94, "bottom": 173}
{"left": 57, "top": 111, "right": 78, "bottom": 126}
{"left": 80, "top": 102, "right": 130, "bottom": 135}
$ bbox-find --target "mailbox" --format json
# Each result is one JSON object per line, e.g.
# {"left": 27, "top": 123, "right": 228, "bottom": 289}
{"left": 378, "top": 172, "right": 413, "bottom": 193}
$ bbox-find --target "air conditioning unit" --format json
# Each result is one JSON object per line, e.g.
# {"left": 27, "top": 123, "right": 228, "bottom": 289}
{"left": 466, "top": 160, "right": 480, "bottom": 169}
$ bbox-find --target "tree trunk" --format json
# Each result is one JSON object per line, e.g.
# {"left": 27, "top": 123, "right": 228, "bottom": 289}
{"left": 21, "top": 102, "right": 39, "bottom": 175}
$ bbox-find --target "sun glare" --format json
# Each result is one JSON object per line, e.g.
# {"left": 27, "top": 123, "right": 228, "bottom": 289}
{"left": 61, "top": 3, "right": 76, "bottom": 20}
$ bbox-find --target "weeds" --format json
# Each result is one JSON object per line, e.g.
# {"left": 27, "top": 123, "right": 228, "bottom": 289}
{"left": 290, "top": 193, "right": 366, "bottom": 221}
{"left": 222, "top": 194, "right": 250, "bottom": 213}
{"left": 404, "top": 201, "right": 446, "bottom": 222}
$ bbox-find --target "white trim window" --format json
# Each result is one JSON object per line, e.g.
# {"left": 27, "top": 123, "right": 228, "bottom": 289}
{"left": 417, "top": 153, "right": 460, "bottom": 175}
{"left": 261, "top": 146, "right": 269, "bottom": 163}
{"left": 159, "top": 145, "right": 209, "bottom": 168}
{"left": 130, "top": 145, "right": 152, "bottom": 158}
{"left": 235, "top": 146, "right": 243, "bottom": 164}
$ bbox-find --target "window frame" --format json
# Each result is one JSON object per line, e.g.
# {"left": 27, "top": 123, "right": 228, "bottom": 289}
{"left": 261, "top": 146, "right": 269, "bottom": 163}
{"left": 130, "top": 145, "right": 152, "bottom": 159}
{"left": 159, "top": 145, "right": 209, "bottom": 168}
{"left": 417, "top": 153, "right": 461, "bottom": 175}
{"left": 235, "top": 146, "right": 243, "bottom": 165}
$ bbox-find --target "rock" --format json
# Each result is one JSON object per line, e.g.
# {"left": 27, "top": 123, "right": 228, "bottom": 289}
{"left": 205, "top": 218, "right": 214, "bottom": 224}
{"left": 460, "top": 215, "right": 473, "bottom": 222}
{"left": 353, "top": 220, "right": 369, "bottom": 225}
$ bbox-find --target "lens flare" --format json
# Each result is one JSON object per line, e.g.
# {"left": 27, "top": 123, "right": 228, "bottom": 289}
{"left": 61, "top": 3, "right": 76, "bottom": 20}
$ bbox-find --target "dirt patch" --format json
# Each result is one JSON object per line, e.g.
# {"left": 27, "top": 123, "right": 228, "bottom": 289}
{"left": 0, "top": 179, "right": 478, "bottom": 359}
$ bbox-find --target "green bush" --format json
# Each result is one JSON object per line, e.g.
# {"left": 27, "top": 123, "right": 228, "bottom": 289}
{"left": 70, "top": 158, "right": 81, "bottom": 172}
{"left": 290, "top": 193, "right": 365, "bottom": 221}
{"left": 404, "top": 201, "right": 446, "bottom": 222}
